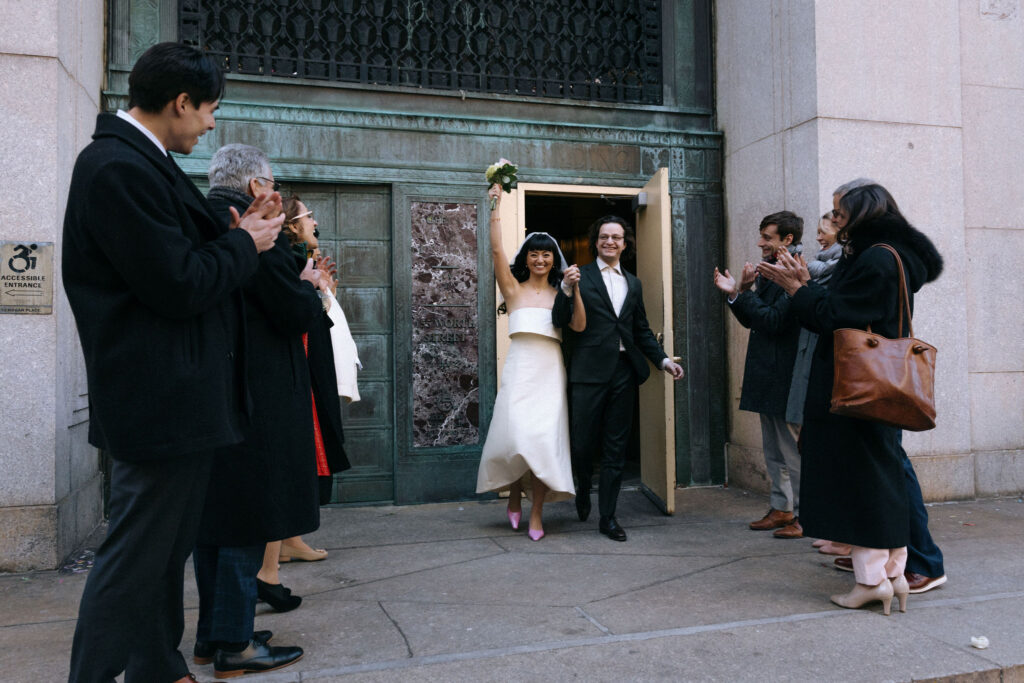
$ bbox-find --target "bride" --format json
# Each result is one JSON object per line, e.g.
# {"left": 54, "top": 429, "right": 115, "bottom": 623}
{"left": 476, "top": 184, "right": 585, "bottom": 540}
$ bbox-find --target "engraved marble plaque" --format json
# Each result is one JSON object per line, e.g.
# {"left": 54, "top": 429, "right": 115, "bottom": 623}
{"left": 411, "top": 201, "right": 480, "bottom": 448}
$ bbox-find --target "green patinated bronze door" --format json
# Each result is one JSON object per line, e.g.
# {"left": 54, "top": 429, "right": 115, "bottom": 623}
{"left": 288, "top": 183, "right": 394, "bottom": 504}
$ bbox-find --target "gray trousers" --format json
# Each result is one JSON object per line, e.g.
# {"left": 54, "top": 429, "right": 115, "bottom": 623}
{"left": 759, "top": 413, "right": 801, "bottom": 516}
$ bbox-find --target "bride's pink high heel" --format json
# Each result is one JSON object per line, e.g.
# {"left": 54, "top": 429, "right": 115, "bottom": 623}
{"left": 507, "top": 507, "right": 522, "bottom": 530}
{"left": 528, "top": 528, "right": 545, "bottom": 541}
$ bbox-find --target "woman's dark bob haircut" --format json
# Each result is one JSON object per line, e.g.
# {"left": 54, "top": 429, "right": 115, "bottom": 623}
{"left": 836, "top": 183, "right": 905, "bottom": 247}
{"left": 128, "top": 42, "right": 226, "bottom": 113}
{"left": 509, "top": 232, "right": 564, "bottom": 288}
{"left": 587, "top": 215, "right": 636, "bottom": 260}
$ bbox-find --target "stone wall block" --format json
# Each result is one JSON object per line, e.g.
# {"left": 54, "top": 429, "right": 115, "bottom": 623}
{"left": 0, "top": 506, "right": 57, "bottom": 572}
{"left": 725, "top": 443, "right": 769, "bottom": 495}
{"left": 781, "top": 0, "right": 818, "bottom": 129}
{"left": 714, "top": 0, "right": 777, "bottom": 154}
{"left": 965, "top": 228, "right": 1024, "bottom": 373}
{"left": 0, "top": 56, "right": 59, "bottom": 235}
{"left": 974, "top": 449, "right": 1024, "bottom": 496}
{"left": 962, "top": 85, "right": 1024, "bottom": 229}
{"left": 781, "top": 120, "right": 820, "bottom": 228}
{"left": 970, "top": 372, "right": 1024, "bottom": 452}
{"left": 815, "top": 1, "right": 961, "bottom": 126}
{"left": 0, "top": 1, "right": 59, "bottom": 58}
{"left": 910, "top": 453, "right": 977, "bottom": 502}
{"left": 723, "top": 135, "right": 784, "bottom": 263}
{"left": 960, "top": 0, "right": 1024, "bottom": 89}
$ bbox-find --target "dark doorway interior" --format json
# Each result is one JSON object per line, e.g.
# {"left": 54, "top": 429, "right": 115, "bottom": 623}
{"left": 523, "top": 193, "right": 641, "bottom": 489}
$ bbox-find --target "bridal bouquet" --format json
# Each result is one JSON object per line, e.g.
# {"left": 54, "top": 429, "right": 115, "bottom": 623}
{"left": 485, "top": 158, "right": 518, "bottom": 209}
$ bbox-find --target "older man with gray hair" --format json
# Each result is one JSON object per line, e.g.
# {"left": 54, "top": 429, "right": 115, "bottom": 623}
{"left": 189, "top": 143, "right": 326, "bottom": 678}
{"left": 207, "top": 142, "right": 280, "bottom": 211}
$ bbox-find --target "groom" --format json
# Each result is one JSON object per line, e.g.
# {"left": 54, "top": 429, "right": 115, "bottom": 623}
{"left": 553, "top": 216, "right": 684, "bottom": 541}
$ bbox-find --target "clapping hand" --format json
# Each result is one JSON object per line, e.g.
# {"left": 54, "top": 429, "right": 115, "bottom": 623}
{"left": 230, "top": 192, "right": 284, "bottom": 253}
{"left": 314, "top": 253, "right": 338, "bottom": 294}
{"left": 714, "top": 263, "right": 757, "bottom": 298}
{"left": 299, "top": 258, "right": 325, "bottom": 290}
{"left": 712, "top": 267, "right": 737, "bottom": 296}
{"left": 738, "top": 262, "right": 756, "bottom": 292}
{"left": 757, "top": 248, "right": 810, "bottom": 295}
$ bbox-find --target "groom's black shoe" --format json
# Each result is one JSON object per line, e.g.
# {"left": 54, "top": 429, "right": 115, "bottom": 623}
{"left": 576, "top": 489, "right": 592, "bottom": 522}
{"left": 599, "top": 516, "right": 627, "bottom": 542}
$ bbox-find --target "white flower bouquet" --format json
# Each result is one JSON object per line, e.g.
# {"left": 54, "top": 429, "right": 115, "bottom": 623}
{"left": 485, "top": 158, "right": 518, "bottom": 210}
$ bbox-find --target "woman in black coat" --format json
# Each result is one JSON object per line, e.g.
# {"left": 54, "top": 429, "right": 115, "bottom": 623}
{"left": 258, "top": 195, "right": 351, "bottom": 571}
{"left": 759, "top": 184, "right": 943, "bottom": 614}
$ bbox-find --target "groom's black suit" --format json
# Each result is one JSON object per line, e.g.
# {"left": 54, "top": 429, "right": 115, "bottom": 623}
{"left": 552, "top": 260, "right": 668, "bottom": 521}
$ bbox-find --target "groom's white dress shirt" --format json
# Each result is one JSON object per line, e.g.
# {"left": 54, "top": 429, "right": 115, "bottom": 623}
{"left": 597, "top": 257, "right": 627, "bottom": 351}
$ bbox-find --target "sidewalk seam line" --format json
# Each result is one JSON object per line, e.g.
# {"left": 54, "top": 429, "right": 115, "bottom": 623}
{"left": 286, "top": 591, "right": 1024, "bottom": 680}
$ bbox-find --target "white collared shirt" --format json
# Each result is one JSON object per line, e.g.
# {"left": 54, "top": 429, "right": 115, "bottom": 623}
{"left": 116, "top": 109, "right": 168, "bottom": 156}
{"left": 597, "top": 256, "right": 627, "bottom": 316}
{"left": 597, "top": 257, "right": 627, "bottom": 351}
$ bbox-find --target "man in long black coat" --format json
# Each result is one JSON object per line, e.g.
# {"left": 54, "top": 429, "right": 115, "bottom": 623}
{"left": 552, "top": 216, "right": 683, "bottom": 542}
{"left": 714, "top": 211, "right": 805, "bottom": 539}
{"left": 192, "top": 144, "right": 321, "bottom": 677}
{"left": 62, "top": 44, "right": 283, "bottom": 683}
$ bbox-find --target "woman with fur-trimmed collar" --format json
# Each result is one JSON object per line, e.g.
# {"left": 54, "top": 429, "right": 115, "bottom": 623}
{"left": 759, "top": 183, "right": 943, "bottom": 615}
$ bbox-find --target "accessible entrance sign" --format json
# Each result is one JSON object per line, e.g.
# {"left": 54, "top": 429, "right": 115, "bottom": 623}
{"left": 0, "top": 241, "right": 54, "bottom": 315}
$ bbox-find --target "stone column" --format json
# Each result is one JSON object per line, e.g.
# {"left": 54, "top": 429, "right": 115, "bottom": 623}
{"left": 0, "top": 0, "right": 104, "bottom": 571}
{"left": 715, "top": 0, "right": 1020, "bottom": 501}
{"left": 959, "top": 0, "right": 1024, "bottom": 496}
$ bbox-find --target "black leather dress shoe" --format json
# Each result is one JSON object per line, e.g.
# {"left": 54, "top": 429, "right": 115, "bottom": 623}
{"left": 194, "top": 630, "right": 273, "bottom": 665}
{"left": 213, "top": 640, "right": 303, "bottom": 679}
{"left": 575, "top": 490, "right": 592, "bottom": 522}
{"left": 256, "top": 578, "right": 302, "bottom": 612}
{"left": 599, "top": 516, "right": 627, "bottom": 542}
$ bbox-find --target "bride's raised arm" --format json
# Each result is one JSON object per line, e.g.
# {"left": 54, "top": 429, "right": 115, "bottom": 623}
{"left": 488, "top": 184, "right": 518, "bottom": 303}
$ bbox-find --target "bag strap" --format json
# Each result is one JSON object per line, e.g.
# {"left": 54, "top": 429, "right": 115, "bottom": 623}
{"left": 872, "top": 243, "right": 913, "bottom": 338}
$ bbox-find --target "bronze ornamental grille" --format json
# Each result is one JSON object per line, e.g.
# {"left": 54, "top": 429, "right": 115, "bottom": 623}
{"left": 179, "top": 0, "right": 663, "bottom": 105}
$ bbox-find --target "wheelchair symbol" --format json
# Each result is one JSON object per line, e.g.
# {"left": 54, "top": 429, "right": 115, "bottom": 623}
{"left": 8, "top": 244, "right": 38, "bottom": 273}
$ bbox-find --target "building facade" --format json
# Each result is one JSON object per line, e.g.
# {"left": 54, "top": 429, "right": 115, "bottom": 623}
{"left": 1, "top": 0, "right": 1021, "bottom": 571}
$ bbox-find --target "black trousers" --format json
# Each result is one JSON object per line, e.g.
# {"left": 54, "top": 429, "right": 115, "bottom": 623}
{"left": 570, "top": 354, "right": 637, "bottom": 520}
{"left": 68, "top": 450, "right": 214, "bottom": 683}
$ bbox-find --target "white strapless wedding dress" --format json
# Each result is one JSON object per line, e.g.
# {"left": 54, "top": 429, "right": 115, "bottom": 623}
{"left": 476, "top": 307, "right": 574, "bottom": 502}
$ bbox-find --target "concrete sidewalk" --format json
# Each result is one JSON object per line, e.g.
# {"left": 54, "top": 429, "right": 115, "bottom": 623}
{"left": 2, "top": 486, "right": 1023, "bottom": 682}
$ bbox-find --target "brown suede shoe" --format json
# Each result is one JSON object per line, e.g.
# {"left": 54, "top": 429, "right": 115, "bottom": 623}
{"left": 773, "top": 518, "right": 803, "bottom": 538}
{"left": 834, "top": 557, "right": 854, "bottom": 572}
{"left": 749, "top": 508, "right": 794, "bottom": 530}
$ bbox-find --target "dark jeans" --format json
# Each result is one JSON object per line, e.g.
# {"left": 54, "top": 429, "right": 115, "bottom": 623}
{"left": 193, "top": 544, "right": 265, "bottom": 644}
{"left": 570, "top": 354, "right": 637, "bottom": 520}
{"left": 68, "top": 450, "right": 213, "bottom": 683}
{"left": 900, "top": 434, "right": 945, "bottom": 577}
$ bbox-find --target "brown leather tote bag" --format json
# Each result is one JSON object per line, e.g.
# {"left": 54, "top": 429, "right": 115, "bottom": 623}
{"left": 830, "top": 244, "right": 937, "bottom": 431}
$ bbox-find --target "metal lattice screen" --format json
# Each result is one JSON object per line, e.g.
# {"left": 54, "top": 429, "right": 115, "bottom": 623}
{"left": 179, "top": 0, "right": 663, "bottom": 105}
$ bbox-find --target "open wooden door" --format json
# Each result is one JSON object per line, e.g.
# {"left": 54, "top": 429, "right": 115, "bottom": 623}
{"left": 635, "top": 168, "right": 676, "bottom": 514}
